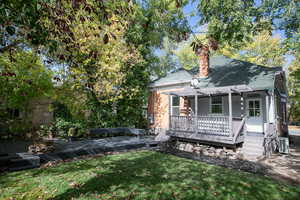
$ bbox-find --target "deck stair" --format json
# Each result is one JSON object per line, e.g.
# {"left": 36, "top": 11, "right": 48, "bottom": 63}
{"left": 242, "top": 132, "right": 265, "bottom": 159}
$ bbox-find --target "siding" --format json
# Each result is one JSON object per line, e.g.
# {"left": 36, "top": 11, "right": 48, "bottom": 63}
{"left": 148, "top": 83, "right": 190, "bottom": 131}
{"left": 189, "top": 95, "right": 243, "bottom": 118}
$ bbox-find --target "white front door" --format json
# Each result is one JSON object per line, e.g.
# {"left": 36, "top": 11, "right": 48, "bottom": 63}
{"left": 246, "top": 98, "right": 263, "bottom": 133}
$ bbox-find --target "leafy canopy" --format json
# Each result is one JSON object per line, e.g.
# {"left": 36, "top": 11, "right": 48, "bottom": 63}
{"left": 218, "top": 31, "right": 285, "bottom": 67}
{"left": 0, "top": 50, "right": 53, "bottom": 109}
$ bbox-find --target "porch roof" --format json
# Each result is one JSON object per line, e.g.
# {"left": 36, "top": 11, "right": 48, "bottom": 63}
{"left": 162, "top": 84, "right": 253, "bottom": 96}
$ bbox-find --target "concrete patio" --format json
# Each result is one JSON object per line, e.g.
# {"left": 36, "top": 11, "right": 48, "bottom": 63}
{"left": 0, "top": 136, "right": 159, "bottom": 172}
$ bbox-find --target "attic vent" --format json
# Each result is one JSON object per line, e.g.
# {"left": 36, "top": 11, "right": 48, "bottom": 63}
{"left": 278, "top": 137, "right": 289, "bottom": 154}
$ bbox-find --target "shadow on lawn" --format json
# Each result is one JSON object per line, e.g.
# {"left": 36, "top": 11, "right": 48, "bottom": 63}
{"left": 49, "top": 151, "right": 300, "bottom": 200}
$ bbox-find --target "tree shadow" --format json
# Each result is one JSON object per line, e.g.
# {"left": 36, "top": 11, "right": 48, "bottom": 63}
{"left": 49, "top": 151, "right": 300, "bottom": 200}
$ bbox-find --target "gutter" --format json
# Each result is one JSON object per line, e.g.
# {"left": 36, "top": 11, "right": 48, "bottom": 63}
{"left": 148, "top": 81, "right": 191, "bottom": 89}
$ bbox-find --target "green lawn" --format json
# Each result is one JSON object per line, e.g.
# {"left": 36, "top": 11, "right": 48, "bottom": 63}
{"left": 0, "top": 151, "right": 299, "bottom": 200}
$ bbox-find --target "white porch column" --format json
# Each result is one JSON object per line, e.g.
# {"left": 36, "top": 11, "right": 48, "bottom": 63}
{"left": 169, "top": 95, "right": 172, "bottom": 130}
{"left": 266, "top": 94, "right": 269, "bottom": 123}
{"left": 228, "top": 91, "right": 233, "bottom": 136}
{"left": 240, "top": 94, "right": 244, "bottom": 118}
{"left": 269, "top": 94, "right": 275, "bottom": 123}
{"left": 195, "top": 94, "right": 198, "bottom": 134}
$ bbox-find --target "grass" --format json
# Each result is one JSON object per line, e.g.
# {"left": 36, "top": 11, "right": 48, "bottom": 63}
{"left": 0, "top": 151, "right": 300, "bottom": 200}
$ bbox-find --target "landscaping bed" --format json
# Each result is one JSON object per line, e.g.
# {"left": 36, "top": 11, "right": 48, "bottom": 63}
{"left": 1, "top": 151, "right": 299, "bottom": 200}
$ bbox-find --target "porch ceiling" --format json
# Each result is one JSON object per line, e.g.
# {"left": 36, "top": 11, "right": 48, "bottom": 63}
{"left": 162, "top": 84, "right": 254, "bottom": 96}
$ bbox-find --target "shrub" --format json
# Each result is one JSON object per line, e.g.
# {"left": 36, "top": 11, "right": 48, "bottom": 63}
{"left": 53, "top": 118, "right": 87, "bottom": 138}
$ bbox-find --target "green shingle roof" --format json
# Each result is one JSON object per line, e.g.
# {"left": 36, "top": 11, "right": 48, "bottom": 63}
{"left": 151, "top": 56, "right": 283, "bottom": 90}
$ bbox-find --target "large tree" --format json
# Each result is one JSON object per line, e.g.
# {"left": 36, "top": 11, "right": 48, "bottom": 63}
{"left": 288, "top": 56, "right": 300, "bottom": 122}
{"left": 219, "top": 31, "right": 285, "bottom": 67}
{"left": 0, "top": 0, "right": 49, "bottom": 53}
{"left": 167, "top": 31, "right": 285, "bottom": 71}
{"left": 192, "top": 0, "right": 299, "bottom": 55}
{"left": 36, "top": 0, "right": 190, "bottom": 127}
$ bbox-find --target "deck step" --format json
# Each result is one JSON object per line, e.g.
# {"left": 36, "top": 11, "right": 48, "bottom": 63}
{"left": 242, "top": 132, "right": 265, "bottom": 158}
{"left": 244, "top": 136, "right": 264, "bottom": 141}
{"left": 242, "top": 143, "right": 264, "bottom": 149}
{"left": 242, "top": 149, "right": 264, "bottom": 155}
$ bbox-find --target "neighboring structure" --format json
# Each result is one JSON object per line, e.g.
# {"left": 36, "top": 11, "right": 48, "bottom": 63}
{"left": 1, "top": 98, "right": 53, "bottom": 129}
{"left": 28, "top": 98, "right": 53, "bottom": 128}
{"left": 148, "top": 54, "right": 288, "bottom": 158}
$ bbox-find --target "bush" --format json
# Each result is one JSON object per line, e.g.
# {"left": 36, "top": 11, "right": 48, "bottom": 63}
{"left": 8, "top": 119, "right": 32, "bottom": 138}
{"left": 53, "top": 102, "right": 72, "bottom": 121}
{"left": 53, "top": 118, "right": 87, "bottom": 138}
{"left": 37, "top": 124, "right": 56, "bottom": 138}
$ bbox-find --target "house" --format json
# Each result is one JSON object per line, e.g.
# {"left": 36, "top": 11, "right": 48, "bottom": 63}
{"left": 148, "top": 54, "right": 288, "bottom": 158}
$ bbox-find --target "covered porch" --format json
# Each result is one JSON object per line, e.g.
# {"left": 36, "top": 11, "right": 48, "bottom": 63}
{"left": 165, "top": 85, "right": 254, "bottom": 145}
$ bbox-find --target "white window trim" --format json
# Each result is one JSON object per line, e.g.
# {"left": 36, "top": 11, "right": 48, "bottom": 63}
{"left": 209, "top": 96, "right": 224, "bottom": 115}
{"left": 246, "top": 98, "right": 262, "bottom": 118}
{"left": 171, "top": 96, "right": 180, "bottom": 116}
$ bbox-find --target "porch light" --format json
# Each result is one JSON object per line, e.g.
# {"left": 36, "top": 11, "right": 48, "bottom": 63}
{"left": 191, "top": 78, "right": 199, "bottom": 88}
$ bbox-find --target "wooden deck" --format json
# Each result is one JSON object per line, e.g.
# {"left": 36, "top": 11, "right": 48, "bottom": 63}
{"left": 168, "top": 115, "right": 245, "bottom": 145}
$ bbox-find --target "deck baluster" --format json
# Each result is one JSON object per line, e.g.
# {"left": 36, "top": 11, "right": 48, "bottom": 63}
{"left": 170, "top": 115, "right": 230, "bottom": 136}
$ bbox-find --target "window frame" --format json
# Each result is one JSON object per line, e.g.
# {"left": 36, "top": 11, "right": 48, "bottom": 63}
{"left": 171, "top": 95, "right": 180, "bottom": 116}
{"left": 247, "top": 98, "right": 262, "bottom": 118}
{"left": 209, "top": 96, "right": 224, "bottom": 115}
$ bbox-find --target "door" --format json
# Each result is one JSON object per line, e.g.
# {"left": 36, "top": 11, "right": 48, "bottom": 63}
{"left": 246, "top": 98, "right": 263, "bottom": 133}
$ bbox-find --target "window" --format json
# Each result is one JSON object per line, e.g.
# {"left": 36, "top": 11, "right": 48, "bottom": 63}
{"left": 248, "top": 100, "right": 261, "bottom": 117}
{"left": 171, "top": 96, "right": 180, "bottom": 116}
{"left": 210, "top": 96, "right": 223, "bottom": 114}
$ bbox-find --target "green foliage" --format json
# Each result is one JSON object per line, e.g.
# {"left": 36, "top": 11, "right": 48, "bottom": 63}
{"left": 1, "top": 0, "right": 190, "bottom": 129}
{"left": 0, "top": 50, "right": 53, "bottom": 136}
{"left": 37, "top": 124, "right": 56, "bottom": 138}
{"left": 0, "top": 0, "right": 47, "bottom": 52}
{"left": 288, "top": 55, "right": 300, "bottom": 122}
{"left": 7, "top": 119, "right": 32, "bottom": 138}
{"left": 195, "top": 0, "right": 256, "bottom": 46}
{"left": 1, "top": 151, "right": 300, "bottom": 199}
{"left": 53, "top": 118, "right": 87, "bottom": 138}
{"left": 37, "top": 0, "right": 189, "bottom": 128}
{"left": 161, "top": 31, "right": 284, "bottom": 72}
{"left": 218, "top": 31, "right": 286, "bottom": 67}
{"left": 194, "top": 0, "right": 300, "bottom": 53}
{"left": 0, "top": 50, "right": 53, "bottom": 109}
{"left": 174, "top": 40, "right": 198, "bottom": 70}
{"left": 53, "top": 102, "right": 72, "bottom": 121}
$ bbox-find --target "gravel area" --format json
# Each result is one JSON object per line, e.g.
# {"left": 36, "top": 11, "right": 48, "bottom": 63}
{"left": 259, "top": 144, "right": 300, "bottom": 186}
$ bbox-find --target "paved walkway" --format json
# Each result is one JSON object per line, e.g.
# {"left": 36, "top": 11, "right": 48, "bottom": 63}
{"left": 289, "top": 129, "right": 300, "bottom": 136}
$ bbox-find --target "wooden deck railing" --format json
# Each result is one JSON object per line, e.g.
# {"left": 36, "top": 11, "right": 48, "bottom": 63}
{"left": 170, "top": 115, "right": 230, "bottom": 136}
{"left": 170, "top": 116, "right": 195, "bottom": 132}
{"left": 197, "top": 116, "right": 230, "bottom": 136}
